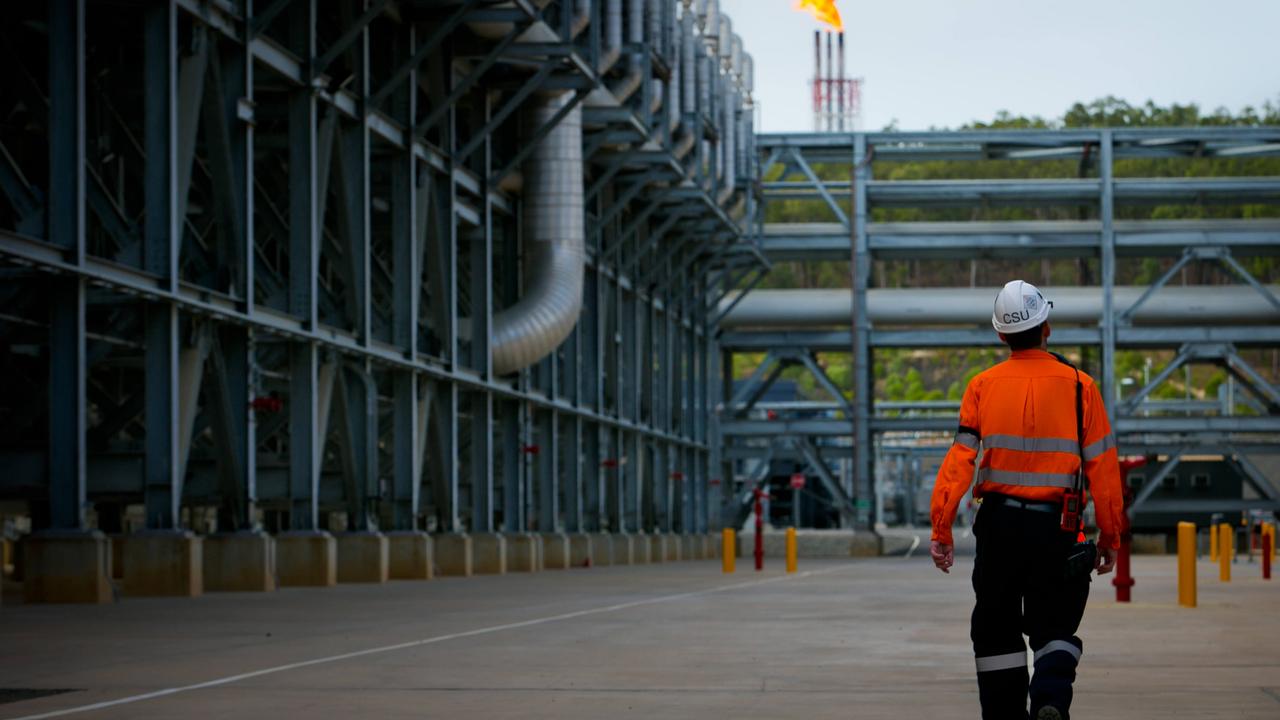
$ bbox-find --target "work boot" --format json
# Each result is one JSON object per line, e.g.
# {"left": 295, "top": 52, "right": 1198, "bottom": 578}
{"left": 1035, "top": 707, "right": 1063, "bottom": 720}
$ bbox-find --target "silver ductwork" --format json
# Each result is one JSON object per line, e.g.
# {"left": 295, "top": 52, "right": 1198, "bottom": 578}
{"left": 491, "top": 93, "right": 585, "bottom": 375}
{"left": 597, "top": 0, "right": 622, "bottom": 73}
{"left": 608, "top": 0, "right": 647, "bottom": 101}
{"left": 719, "top": 286, "right": 1280, "bottom": 328}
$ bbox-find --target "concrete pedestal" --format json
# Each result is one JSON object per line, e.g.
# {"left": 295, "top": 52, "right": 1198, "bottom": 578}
{"left": 505, "top": 533, "right": 539, "bottom": 572}
{"left": 611, "top": 533, "right": 633, "bottom": 565}
{"left": 539, "top": 533, "right": 570, "bottom": 570}
{"left": 336, "top": 532, "right": 389, "bottom": 583}
{"left": 686, "top": 534, "right": 701, "bottom": 560}
{"left": 471, "top": 533, "right": 507, "bottom": 574}
{"left": 435, "top": 534, "right": 472, "bottom": 577}
{"left": 589, "top": 533, "right": 612, "bottom": 566}
{"left": 665, "top": 534, "right": 681, "bottom": 562}
{"left": 649, "top": 534, "right": 667, "bottom": 563}
{"left": 568, "top": 533, "right": 592, "bottom": 567}
{"left": 631, "top": 533, "right": 652, "bottom": 564}
{"left": 123, "top": 531, "right": 202, "bottom": 597}
{"left": 276, "top": 531, "right": 337, "bottom": 587}
{"left": 23, "top": 530, "right": 114, "bottom": 604}
{"left": 850, "top": 533, "right": 882, "bottom": 557}
{"left": 204, "top": 531, "right": 276, "bottom": 592}
{"left": 109, "top": 534, "right": 126, "bottom": 579}
{"left": 387, "top": 531, "right": 433, "bottom": 580}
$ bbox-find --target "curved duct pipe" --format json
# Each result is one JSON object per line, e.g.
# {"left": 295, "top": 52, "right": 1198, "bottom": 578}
{"left": 716, "top": 86, "right": 736, "bottom": 204}
{"left": 718, "top": 286, "right": 1280, "bottom": 328}
{"left": 717, "top": 15, "right": 732, "bottom": 65}
{"left": 573, "top": 0, "right": 592, "bottom": 38}
{"left": 598, "top": 0, "right": 622, "bottom": 73}
{"left": 701, "top": 0, "right": 718, "bottom": 35}
{"left": 647, "top": 0, "right": 664, "bottom": 59}
{"left": 730, "top": 33, "right": 743, "bottom": 80}
{"left": 608, "top": 0, "right": 647, "bottom": 102}
{"left": 666, "top": 7, "right": 681, "bottom": 125}
{"left": 491, "top": 93, "right": 585, "bottom": 375}
{"left": 741, "top": 52, "right": 754, "bottom": 101}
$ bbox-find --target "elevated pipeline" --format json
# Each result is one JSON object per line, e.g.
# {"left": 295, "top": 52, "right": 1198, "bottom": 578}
{"left": 719, "top": 286, "right": 1280, "bottom": 328}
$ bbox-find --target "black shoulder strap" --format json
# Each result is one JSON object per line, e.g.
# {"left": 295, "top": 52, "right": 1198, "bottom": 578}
{"left": 1052, "top": 352, "right": 1087, "bottom": 494}
{"left": 1074, "top": 368, "right": 1086, "bottom": 494}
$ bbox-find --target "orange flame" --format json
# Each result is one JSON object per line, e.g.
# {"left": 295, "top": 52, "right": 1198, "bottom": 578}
{"left": 794, "top": 0, "right": 843, "bottom": 31}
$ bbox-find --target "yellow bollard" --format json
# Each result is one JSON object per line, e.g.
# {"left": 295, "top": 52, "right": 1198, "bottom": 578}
{"left": 1268, "top": 522, "right": 1276, "bottom": 560}
{"left": 722, "top": 529, "right": 736, "bottom": 574}
{"left": 785, "top": 527, "right": 797, "bottom": 573}
{"left": 1177, "top": 522, "right": 1196, "bottom": 608}
{"left": 1218, "top": 523, "right": 1232, "bottom": 583}
{"left": 1209, "top": 523, "right": 1218, "bottom": 562}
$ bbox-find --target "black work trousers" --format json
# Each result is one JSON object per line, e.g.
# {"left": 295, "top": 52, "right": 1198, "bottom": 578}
{"left": 971, "top": 498, "right": 1090, "bottom": 720}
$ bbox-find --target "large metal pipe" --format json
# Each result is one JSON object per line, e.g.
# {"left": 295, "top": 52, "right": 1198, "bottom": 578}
{"left": 491, "top": 93, "right": 585, "bottom": 375}
{"left": 598, "top": 0, "right": 622, "bottom": 72}
{"left": 719, "top": 286, "right": 1280, "bottom": 328}
{"left": 608, "top": 0, "right": 647, "bottom": 101}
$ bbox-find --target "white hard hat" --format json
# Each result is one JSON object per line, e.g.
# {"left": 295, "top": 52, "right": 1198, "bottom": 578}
{"left": 991, "top": 280, "right": 1050, "bottom": 334}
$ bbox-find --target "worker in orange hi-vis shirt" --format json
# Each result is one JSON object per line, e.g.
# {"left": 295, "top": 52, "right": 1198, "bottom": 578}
{"left": 929, "top": 280, "right": 1123, "bottom": 720}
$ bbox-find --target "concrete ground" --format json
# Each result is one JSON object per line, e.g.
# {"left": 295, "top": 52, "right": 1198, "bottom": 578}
{"left": 0, "top": 553, "right": 1277, "bottom": 719}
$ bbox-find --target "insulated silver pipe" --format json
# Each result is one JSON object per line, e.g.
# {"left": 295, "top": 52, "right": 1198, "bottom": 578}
{"left": 573, "top": 0, "right": 592, "bottom": 38}
{"left": 719, "top": 286, "right": 1280, "bottom": 328}
{"left": 598, "top": 0, "right": 622, "bottom": 72}
{"left": 608, "top": 0, "right": 646, "bottom": 101}
{"left": 681, "top": 9, "right": 696, "bottom": 113}
{"left": 491, "top": 94, "right": 585, "bottom": 375}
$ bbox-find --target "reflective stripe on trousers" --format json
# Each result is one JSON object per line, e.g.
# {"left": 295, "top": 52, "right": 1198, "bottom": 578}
{"left": 975, "top": 650, "right": 1026, "bottom": 673}
{"left": 1034, "top": 639, "right": 1082, "bottom": 665}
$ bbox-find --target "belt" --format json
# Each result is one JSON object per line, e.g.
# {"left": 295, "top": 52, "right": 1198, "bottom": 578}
{"left": 986, "top": 494, "right": 1058, "bottom": 514}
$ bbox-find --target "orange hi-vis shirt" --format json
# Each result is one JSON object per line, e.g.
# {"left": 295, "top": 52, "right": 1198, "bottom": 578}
{"left": 930, "top": 349, "right": 1124, "bottom": 550}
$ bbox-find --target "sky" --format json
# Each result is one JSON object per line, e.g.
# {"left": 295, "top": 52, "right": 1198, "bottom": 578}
{"left": 718, "top": 0, "right": 1280, "bottom": 132}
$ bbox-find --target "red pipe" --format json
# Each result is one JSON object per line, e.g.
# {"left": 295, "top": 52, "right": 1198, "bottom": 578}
{"left": 1265, "top": 531, "right": 1272, "bottom": 580}
{"left": 1114, "top": 539, "right": 1134, "bottom": 602}
{"left": 1113, "top": 457, "right": 1147, "bottom": 602}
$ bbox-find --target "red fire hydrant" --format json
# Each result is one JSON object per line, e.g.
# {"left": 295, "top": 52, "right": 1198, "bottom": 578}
{"left": 753, "top": 487, "right": 770, "bottom": 571}
{"left": 1113, "top": 457, "right": 1147, "bottom": 602}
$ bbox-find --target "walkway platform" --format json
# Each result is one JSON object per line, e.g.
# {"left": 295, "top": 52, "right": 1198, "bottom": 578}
{"left": 0, "top": 556, "right": 1276, "bottom": 719}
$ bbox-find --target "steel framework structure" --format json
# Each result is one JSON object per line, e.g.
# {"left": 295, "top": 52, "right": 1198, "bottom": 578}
{"left": 723, "top": 129, "right": 1280, "bottom": 527}
{"left": 0, "top": 0, "right": 764, "bottom": 542}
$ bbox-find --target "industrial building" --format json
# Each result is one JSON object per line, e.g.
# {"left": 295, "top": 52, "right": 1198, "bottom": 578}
{"left": 0, "top": 1, "right": 1277, "bottom": 717}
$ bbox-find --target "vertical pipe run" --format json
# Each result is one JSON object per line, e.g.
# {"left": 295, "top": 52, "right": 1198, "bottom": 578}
{"left": 837, "top": 32, "right": 845, "bottom": 132}
{"left": 824, "top": 32, "right": 833, "bottom": 131}
{"left": 812, "top": 31, "right": 821, "bottom": 132}
{"left": 490, "top": 93, "right": 585, "bottom": 376}
{"left": 1177, "top": 521, "right": 1196, "bottom": 608}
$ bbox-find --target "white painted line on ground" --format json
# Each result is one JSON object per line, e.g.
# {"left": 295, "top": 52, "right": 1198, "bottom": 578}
{"left": 7, "top": 566, "right": 850, "bottom": 720}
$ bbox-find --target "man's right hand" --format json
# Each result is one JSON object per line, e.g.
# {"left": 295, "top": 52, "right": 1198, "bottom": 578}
{"left": 930, "top": 541, "right": 954, "bottom": 574}
{"left": 1095, "top": 546, "right": 1116, "bottom": 575}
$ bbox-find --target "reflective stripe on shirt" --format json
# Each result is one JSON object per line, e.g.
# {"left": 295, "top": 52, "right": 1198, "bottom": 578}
{"left": 1083, "top": 433, "right": 1117, "bottom": 461}
{"left": 982, "top": 434, "right": 1077, "bottom": 455}
{"left": 977, "top": 467, "right": 1076, "bottom": 489}
{"left": 954, "top": 432, "right": 979, "bottom": 450}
